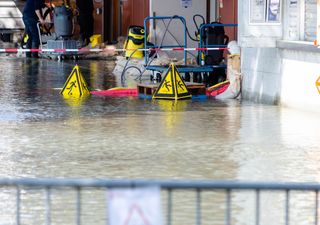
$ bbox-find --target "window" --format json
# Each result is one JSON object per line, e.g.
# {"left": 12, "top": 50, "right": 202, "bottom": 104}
{"left": 249, "top": 0, "right": 318, "bottom": 42}
{"left": 286, "top": 0, "right": 317, "bottom": 41}
{"left": 267, "top": 0, "right": 281, "bottom": 22}
{"left": 249, "top": 0, "right": 281, "bottom": 23}
{"left": 303, "top": 0, "right": 316, "bottom": 41}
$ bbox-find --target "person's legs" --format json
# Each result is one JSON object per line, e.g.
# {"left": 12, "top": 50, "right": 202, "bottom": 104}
{"left": 78, "top": 13, "right": 93, "bottom": 46}
{"left": 78, "top": 15, "right": 87, "bottom": 46}
{"left": 85, "top": 14, "right": 94, "bottom": 44}
{"left": 28, "top": 19, "right": 40, "bottom": 58}
{"left": 23, "top": 16, "right": 32, "bottom": 58}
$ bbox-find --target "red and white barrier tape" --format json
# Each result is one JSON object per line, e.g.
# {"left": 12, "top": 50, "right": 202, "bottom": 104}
{"left": 0, "top": 47, "right": 228, "bottom": 54}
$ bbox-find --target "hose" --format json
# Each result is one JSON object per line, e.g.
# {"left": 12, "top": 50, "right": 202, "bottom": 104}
{"left": 120, "top": 47, "right": 158, "bottom": 86}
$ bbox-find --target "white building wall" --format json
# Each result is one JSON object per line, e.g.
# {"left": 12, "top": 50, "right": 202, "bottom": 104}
{"left": 238, "top": 0, "right": 320, "bottom": 112}
{"left": 241, "top": 48, "right": 282, "bottom": 104}
{"left": 239, "top": 0, "right": 283, "bottom": 104}
{"left": 280, "top": 50, "right": 320, "bottom": 111}
{"left": 241, "top": 45, "right": 320, "bottom": 111}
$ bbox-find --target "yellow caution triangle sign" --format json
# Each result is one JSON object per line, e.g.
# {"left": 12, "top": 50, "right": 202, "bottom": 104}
{"left": 153, "top": 63, "right": 191, "bottom": 100}
{"left": 60, "top": 65, "right": 90, "bottom": 98}
{"left": 316, "top": 75, "right": 320, "bottom": 95}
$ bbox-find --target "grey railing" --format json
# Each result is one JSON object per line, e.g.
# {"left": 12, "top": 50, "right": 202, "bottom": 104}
{"left": 1, "top": 178, "right": 320, "bottom": 225}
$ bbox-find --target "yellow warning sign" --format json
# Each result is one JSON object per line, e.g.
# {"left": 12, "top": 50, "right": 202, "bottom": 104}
{"left": 316, "top": 75, "right": 320, "bottom": 95}
{"left": 157, "top": 72, "right": 174, "bottom": 95}
{"left": 175, "top": 69, "right": 189, "bottom": 95}
{"left": 153, "top": 63, "right": 191, "bottom": 100}
{"left": 60, "top": 65, "right": 90, "bottom": 98}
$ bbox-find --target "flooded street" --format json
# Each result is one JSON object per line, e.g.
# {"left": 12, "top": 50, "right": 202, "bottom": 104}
{"left": 0, "top": 56, "right": 318, "bottom": 181}
{"left": 1, "top": 56, "right": 320, "bottom": 224}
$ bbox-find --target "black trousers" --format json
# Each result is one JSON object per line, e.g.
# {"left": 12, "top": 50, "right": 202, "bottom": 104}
{"left": 23, "top": 15, "right": 40, "bottom": 58}
{"left": 78, "top": 13, "right": 94, "bottom": 43}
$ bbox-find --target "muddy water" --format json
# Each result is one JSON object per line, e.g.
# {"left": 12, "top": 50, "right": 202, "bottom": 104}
{"left": 0, "top": 57, "right": 320, "bottom": 224}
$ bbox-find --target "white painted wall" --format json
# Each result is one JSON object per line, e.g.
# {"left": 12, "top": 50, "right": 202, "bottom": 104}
{"left": 210, "top": 0, "right": 217, "bottom": 22}
{"left": 240, "top": 45, "right": 320, "bottom": 112}
{"left": 241, "top": 47, "right": 282, "bottom": 104}
{"left": 281, "top": 52, "right": 320, "bottom": 112}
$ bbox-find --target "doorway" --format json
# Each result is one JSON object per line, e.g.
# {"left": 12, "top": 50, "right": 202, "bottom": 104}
{"left": 120, "top": 0, "right": 150, "bottom": 36}
{"left": 217, "top": 0, "right": 238, "bottom": 41}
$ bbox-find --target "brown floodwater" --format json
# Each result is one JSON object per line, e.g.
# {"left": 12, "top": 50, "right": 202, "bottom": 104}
{"left": 0, "top": 57, "right": 319, "bottom": 225}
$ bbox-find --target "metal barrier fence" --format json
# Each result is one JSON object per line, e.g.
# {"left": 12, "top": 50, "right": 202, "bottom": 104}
{"left": 1, "top": 178, "right": 320, "bottom": 225}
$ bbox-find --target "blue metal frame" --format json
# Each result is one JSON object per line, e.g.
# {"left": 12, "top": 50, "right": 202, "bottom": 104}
{"left": 146, "top": 64, "right": 226, "bottom": 73}
{"left": 143, "top": 16, "right": 187, "bottom": 66}
{"left": 198, "top": 23, "right": 238, "bottom": 48}
{"left": 143, "top": 17, "right": 238, "bottom": 75}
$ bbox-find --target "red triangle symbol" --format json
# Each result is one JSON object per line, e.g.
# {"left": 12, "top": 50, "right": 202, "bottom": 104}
{"left": 123, "top": 204, "right": 151, "bottom": 225}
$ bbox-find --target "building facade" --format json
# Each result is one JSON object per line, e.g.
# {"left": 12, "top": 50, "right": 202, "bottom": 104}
{"left": 238, "top": 0, "right": 320, "bottom": 112}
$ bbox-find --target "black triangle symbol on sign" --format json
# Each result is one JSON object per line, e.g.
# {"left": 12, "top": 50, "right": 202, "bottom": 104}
{"left": 152, "top": 63, "right": 191, "bottom": 100}
{"left": 60, "top": 65, "right": 90, "bottom": 98}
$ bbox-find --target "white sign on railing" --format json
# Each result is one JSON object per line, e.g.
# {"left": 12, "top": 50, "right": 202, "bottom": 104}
{"left": 109, "top": 186, "right": 162, "bottom": 225}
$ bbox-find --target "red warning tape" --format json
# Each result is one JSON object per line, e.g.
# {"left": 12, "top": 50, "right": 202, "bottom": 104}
{"left": 0, "top": 47, "right": 228, "bottom": 54}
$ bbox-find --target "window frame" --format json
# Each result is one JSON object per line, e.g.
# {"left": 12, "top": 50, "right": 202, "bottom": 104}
{"left": 249, "top": 0, "right": 281, "bottom": 24}
{"left": 316, "top": 0, "right": 320, "bottom": 44}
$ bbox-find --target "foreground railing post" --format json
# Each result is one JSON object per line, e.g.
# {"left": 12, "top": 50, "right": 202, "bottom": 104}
{"left": 167, "top": 189, "right": 172, "bottom": 225}
{"left": 76, "top": 187, "right": 81, "bottom": 225}
{"left": 315, "top": 190, "right": 319, "bottom": 225}
{"left": 225, "top": 189, "right": 231, "bottom": 225}
{"left": 285, "top": 190, "right": 290, "bottom": 225}
{"left": 45, "top": 187, "right": 51, "bottom": 225}
{"left": 105, "top": 188, "right": 108, "bottom": 225}
{"left": 196, "top": 189, "right": 201, "bottom": 225}
{"left": 255, "top": 189, "right": 260, "bottom": 225}
{"left": 16, "top": 186, "right": 20, "bottom": 225}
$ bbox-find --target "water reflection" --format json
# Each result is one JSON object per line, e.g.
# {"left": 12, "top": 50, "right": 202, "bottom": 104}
{"left": 1, "top": 57, "right": 319, "bottom": 182}
{"left": 24, "top": 59, "right": 39, "bottom": 98}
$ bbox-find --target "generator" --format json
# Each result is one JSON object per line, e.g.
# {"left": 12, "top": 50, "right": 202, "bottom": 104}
{"left": 53, "top": 5, "right": 73, "bottom": 39}
{"left": 40, "top": 3, "right": 78, "bottom": 60}
{"left": 202, "top": 22, "right": 229, "bottom": 65}
{"left": 190, "top": 15, "right": 230, "bottom": 85}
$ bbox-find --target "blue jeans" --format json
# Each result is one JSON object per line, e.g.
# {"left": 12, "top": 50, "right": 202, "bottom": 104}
{"left": 23, "top": 15, "right": 40, "bottom": 58}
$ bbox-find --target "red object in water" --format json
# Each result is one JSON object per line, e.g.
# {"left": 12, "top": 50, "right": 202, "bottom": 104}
{"left": 91, "top": 84, "right": 231, "bottom": 98}
{"left": 90, "top": 88, "right": 138, "bottom": 97}
{"left": 206, "top": 82, "right": 230, "bottom": 97}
